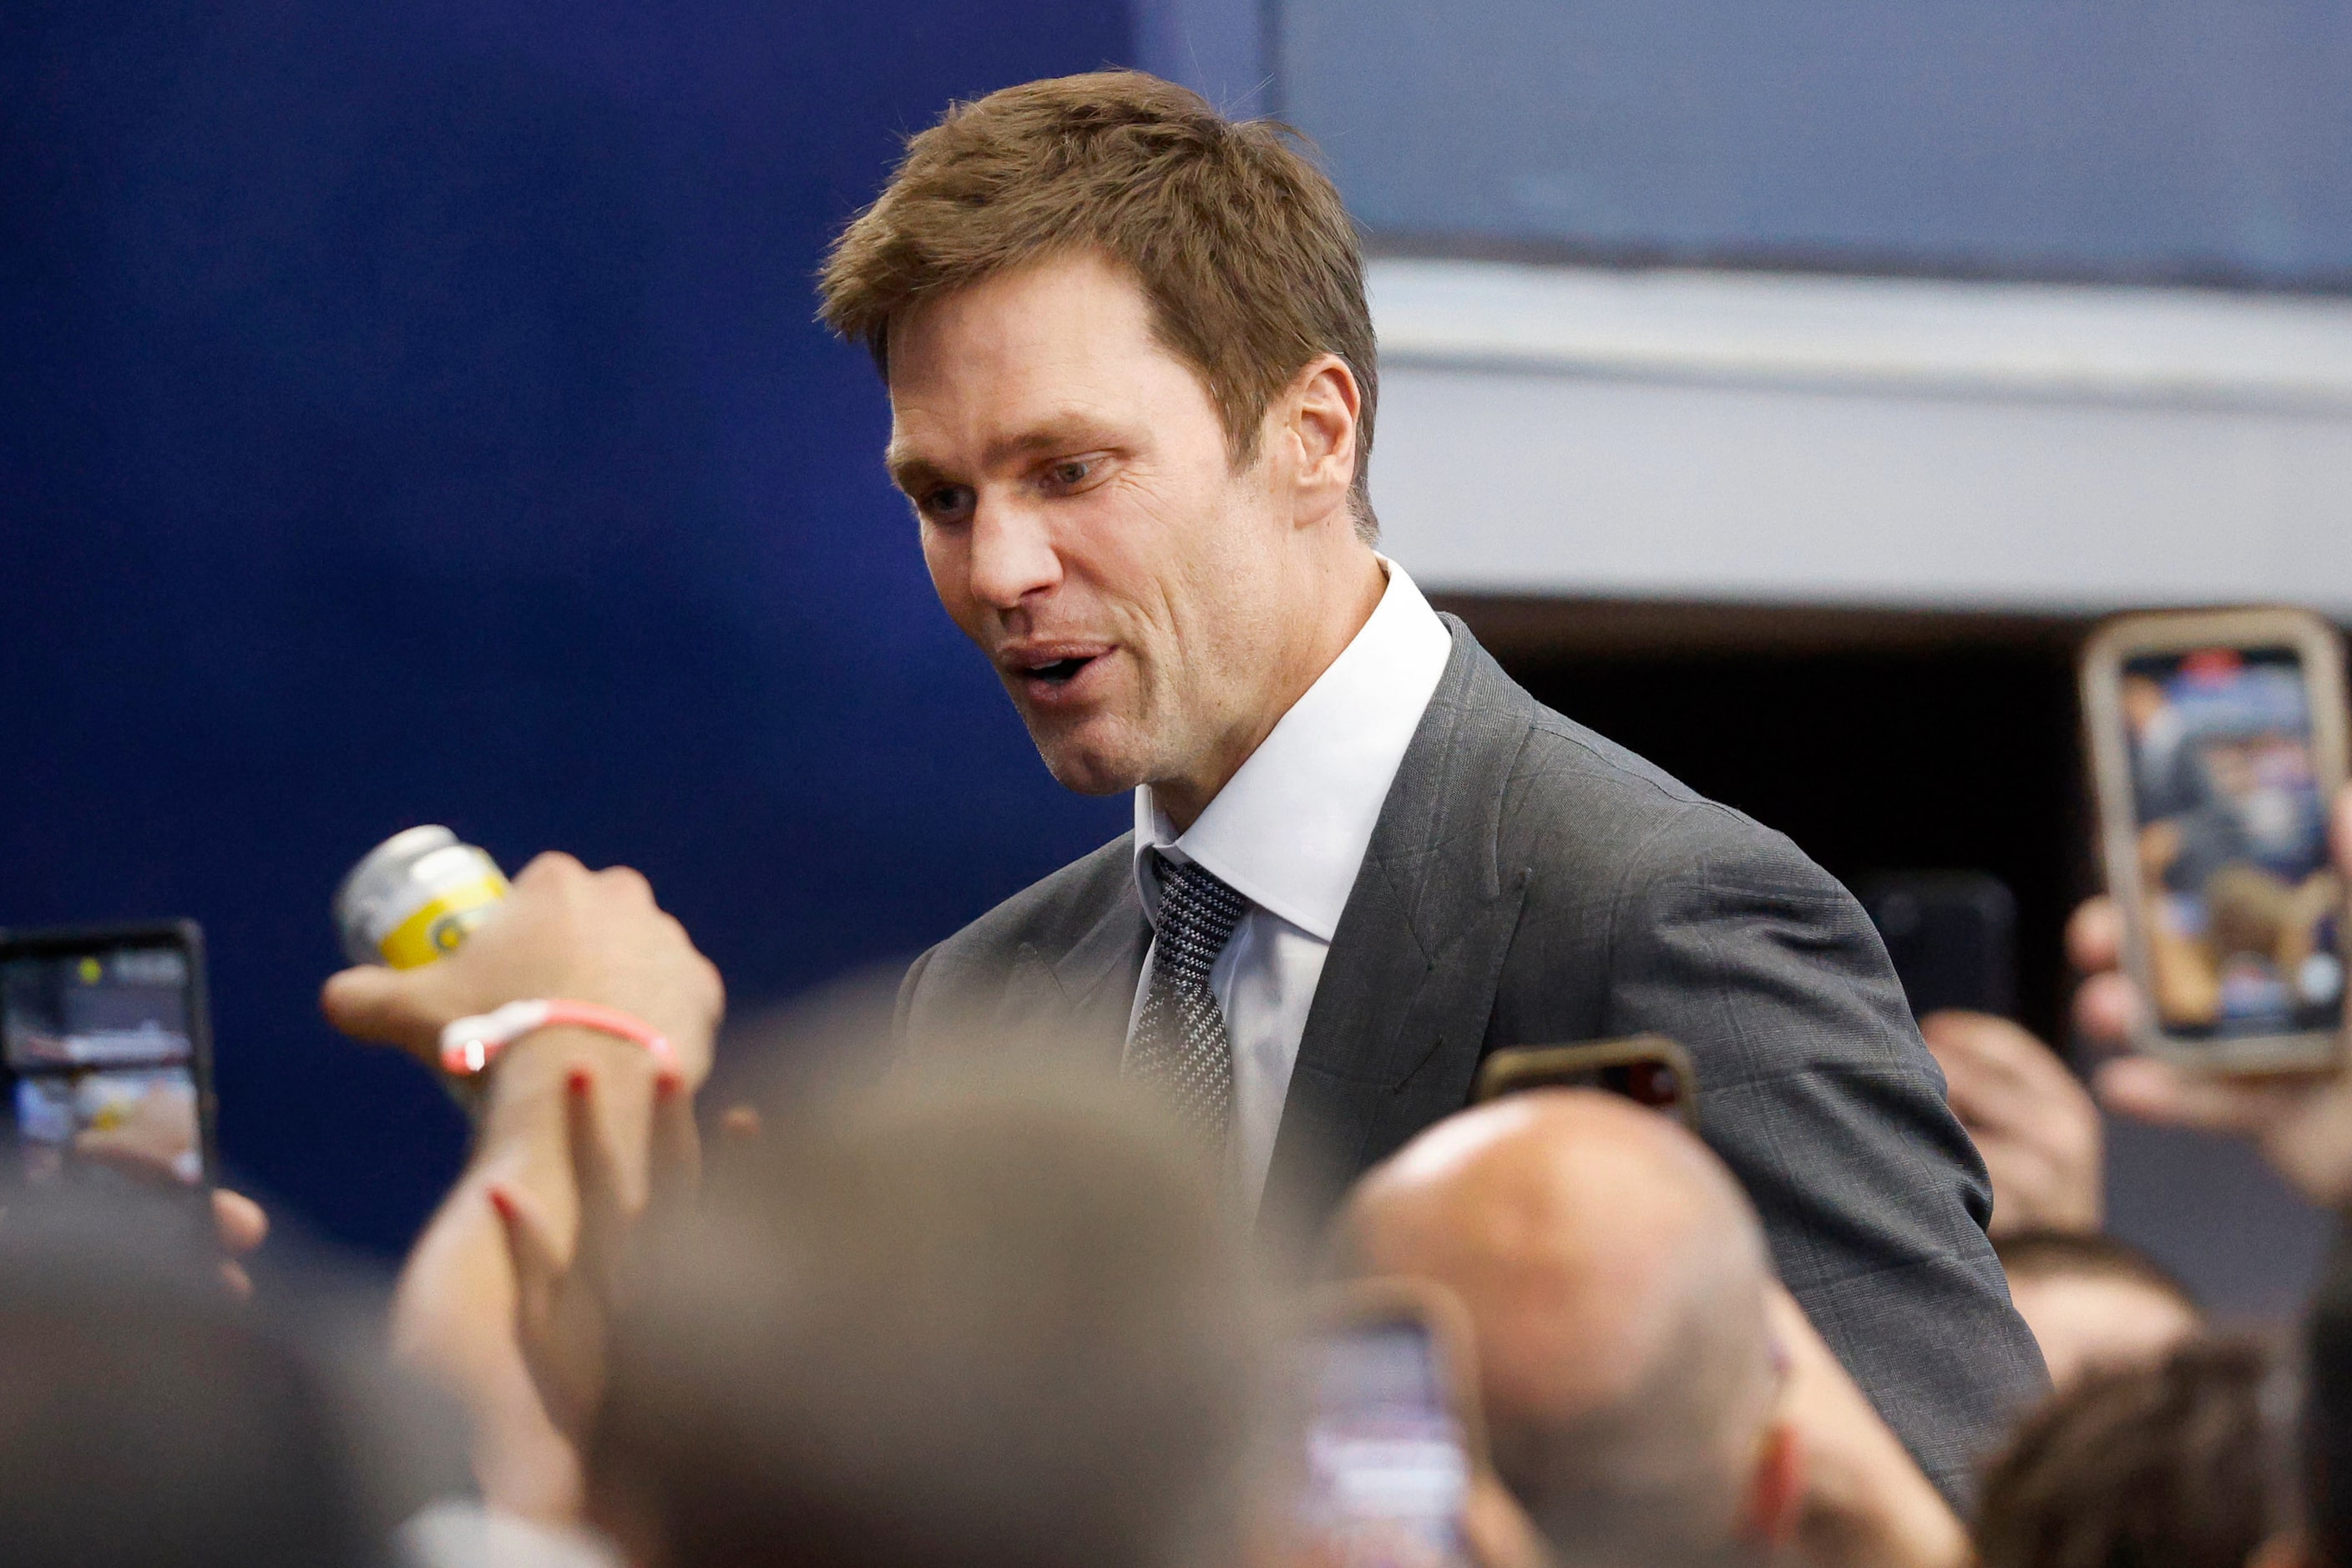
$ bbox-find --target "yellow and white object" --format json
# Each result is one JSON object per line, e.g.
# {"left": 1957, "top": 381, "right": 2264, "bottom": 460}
{"left": 335, "top": 825, "right": 509, "bottom": 969}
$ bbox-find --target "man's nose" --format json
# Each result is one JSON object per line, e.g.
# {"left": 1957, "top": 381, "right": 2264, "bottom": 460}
{"left": 966, "top": 495, "right": 1062, "bottom": 611}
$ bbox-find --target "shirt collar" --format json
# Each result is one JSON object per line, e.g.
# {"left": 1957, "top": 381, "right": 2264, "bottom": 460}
{"left": 1133, "top": 559, "right": 1454, "bottom": 940}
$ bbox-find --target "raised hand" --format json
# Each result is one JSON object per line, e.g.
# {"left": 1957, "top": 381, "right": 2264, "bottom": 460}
{"left": 321, "top": 851, "right": 724, "bottom": 1089}
{"left": 1920, "top": 1010, "right": 2103, "bottom": 1235}
{"left": 2083, "top": 784, "right": 2352, "bottom": 1207}
{"left": 486, "top": 1065, "right": 701, "bottom": 1454}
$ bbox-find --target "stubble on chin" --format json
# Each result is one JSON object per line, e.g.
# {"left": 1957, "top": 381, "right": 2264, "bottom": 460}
{"left": 1021, "top": 709, "right": 1156, "bottom": 799}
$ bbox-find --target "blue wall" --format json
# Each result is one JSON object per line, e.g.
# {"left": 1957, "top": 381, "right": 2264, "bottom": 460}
{"left": 1, "top": 0, "right": 1134, "bottom": 1255}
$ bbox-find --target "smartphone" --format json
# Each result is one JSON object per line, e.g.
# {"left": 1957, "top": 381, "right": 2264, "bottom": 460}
{"left": 1298, "top": 1281, "right": 1488, "bottom": 1568}
{"left": 2082, "top": 609, "right": 2349, "bottom": 1071}
{"left": 1470, "top": 1034, "right": 1697, "bottom": 1125}
{"left": 0, "top": 923, "right": 217, "bottom": 1191}
{"left": 1858, "top": 873, "right": 2019, "bottom": 1019}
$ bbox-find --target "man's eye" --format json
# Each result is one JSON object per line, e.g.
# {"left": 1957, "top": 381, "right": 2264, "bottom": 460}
{"left": 1044, "top": 459, "right": 1095, "bottom": 491}
{"left": 921, "top": 485, "right": 974, "bottom": 520}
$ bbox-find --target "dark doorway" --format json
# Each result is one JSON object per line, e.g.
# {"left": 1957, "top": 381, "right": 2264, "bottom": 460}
{"left": 1448, "top": 597, "right": 2089, "bottom": 1044}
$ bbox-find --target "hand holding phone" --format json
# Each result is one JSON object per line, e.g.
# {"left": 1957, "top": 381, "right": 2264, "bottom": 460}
{"left": 2081, "top": 609, "right": 2349, "bottom": 1073}
{"left": 0, "top": 923, "right": 217, "bottom": 1193}
{"left": 1298, "top": 1282, "right": 1492, "bottom": 1568}
{"left": 2079, "top": 794, "right": 2352, "bottom": 1208}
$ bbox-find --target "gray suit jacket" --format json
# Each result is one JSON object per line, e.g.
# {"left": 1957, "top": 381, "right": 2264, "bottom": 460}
{"left": 898, "top": 615, "right": 2048, "bottom": 1503}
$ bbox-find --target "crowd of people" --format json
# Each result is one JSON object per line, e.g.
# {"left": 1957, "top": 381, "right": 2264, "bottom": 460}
{"left": 0, "top": 781, "right": 2340, "bottom": 1568}
{"left": 10, "top": 63, "right": 2348, "bottom": 1568}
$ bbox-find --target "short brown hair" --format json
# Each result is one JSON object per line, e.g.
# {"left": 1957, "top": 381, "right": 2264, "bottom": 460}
{"left": 818, "top": 70, "right": 1379, "bottom": 539}
{"left": 1996, "top": 1229, "right": 2201, "bottom": 1314}
{"left": 1975, "top": 1337, "right": 2287, "bottom": 1568}
{"left": 590, "top": 1065, "right": 1275, "bottom": 1568}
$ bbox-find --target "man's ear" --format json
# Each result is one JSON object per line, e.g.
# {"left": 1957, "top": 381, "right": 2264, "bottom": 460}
{"left": 1737, "top": 1419, "right": 1806, "bottom": 1550}
{"left": 1276, "top": 354, "right": 1360, "bottom": 525}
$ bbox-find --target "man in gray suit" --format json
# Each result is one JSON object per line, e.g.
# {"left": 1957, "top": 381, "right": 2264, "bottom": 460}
{"left": 820, "top": 70, "right": 2045, "bottom": 1501}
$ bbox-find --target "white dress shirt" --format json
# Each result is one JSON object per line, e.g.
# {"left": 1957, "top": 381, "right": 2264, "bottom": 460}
{"left": 1128, "top": 559, "right": 1454, "bottom": 1205}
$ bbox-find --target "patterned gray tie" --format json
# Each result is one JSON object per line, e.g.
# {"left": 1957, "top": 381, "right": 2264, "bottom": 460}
{"left": 1130, "top": 853, "right": 1250, "bottom": 1146}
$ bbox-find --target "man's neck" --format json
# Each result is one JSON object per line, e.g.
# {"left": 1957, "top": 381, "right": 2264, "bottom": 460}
{"left": 1152, "top": 547, "right": 1388, "bottom": 832}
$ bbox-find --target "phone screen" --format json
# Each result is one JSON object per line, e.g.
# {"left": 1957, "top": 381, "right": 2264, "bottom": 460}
{"left": 2122, "top": 646, "right": 2343, "bottom": 1041}
{"left": 1300, "top": 1318, "right": 1474, "bottom": 1568}
{"left": 0, "top": 933, "right": 210, "bottom": 1189}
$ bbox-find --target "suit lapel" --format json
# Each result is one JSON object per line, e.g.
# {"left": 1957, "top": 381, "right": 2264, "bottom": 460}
{"left": 1266, "top": 618, "right": 1533, "bottom": 1217}
{"left": 1044, "top": 882, "right": 1151, "bottom": 1065}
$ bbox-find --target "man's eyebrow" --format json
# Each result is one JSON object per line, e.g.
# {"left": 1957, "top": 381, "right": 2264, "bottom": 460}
{"left": 885, "top": 417, "right": 1121, "bottom": 492}
{"left": 883, "top": 446, "right": 939, "bottom": 492}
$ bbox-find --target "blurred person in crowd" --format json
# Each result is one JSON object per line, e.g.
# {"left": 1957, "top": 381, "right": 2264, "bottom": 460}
{"left": 1975, "top": 1337, "right": 2284, "bottom": 1568}
{"left": 1921, "top": 1009, "right": 2105, "bottom": 1237}
{"left": 1336, "top": 1090, "right": 1970, "bottom": 1568}
{"left": 1994, "top": 1231, "right": 2203, "bottom": 1392}
{"left": 2064, "top": 781, "right": 2352, "bottom": 1568}
{"left": 815, "top": 67, "right": 2038, "bottom": 1502}
{"left": 422, "top": 1048, "right": 1289, "bottom": 1568}
{"left": 0, "top": 1186, "right": 437, "bottom": 1568}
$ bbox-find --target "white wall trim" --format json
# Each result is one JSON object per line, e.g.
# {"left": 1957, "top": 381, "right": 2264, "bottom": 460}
{"left": 1365, "top": 259, "right": 2352, "bottom": 615}
{"left": 1371, "top": 259, "right": 2352, "bottom": 415}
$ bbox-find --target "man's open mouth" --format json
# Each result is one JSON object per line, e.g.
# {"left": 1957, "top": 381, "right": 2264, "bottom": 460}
{"left": 1030, "top": 656, "right": 1093, "bottom": 685}
{"left": 1004, "top": 645, "right": 1110, "bottom": 690}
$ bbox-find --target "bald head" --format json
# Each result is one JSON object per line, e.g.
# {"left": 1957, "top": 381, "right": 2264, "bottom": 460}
{"left": 1339, "top": 1091, "right": 1785, "bottom": 1568}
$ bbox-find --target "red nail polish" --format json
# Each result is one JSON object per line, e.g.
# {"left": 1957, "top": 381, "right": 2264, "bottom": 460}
{"left": 487, "top": 1187, "right": 516, "bottom": 1222}
{"left": 566, "top": 1068, "right": 590, "bottom": 1097}
{"left": 654, "top": 1071, "right": 684, "bottom": 1100}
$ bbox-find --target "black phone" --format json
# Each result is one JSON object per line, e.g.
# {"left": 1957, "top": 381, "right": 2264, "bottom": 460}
{"left": 0, "top": 922, "right": 218, "bottom": 1191}
{"left": 1858, "top": 873, "right": 2019, "bottom": 1020}
{"left": 1469, "top": 1035, "right": 1697, "bottom": 1125}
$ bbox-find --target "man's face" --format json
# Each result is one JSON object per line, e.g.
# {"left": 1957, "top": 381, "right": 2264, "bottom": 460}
{"left": 883, "top": 252, "right": 1299, "bottom": 801}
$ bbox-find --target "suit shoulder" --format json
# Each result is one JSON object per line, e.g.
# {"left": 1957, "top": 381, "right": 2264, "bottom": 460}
{"left": 919, "top": 832, "right": 1137, "bottom": 980}
{"left": 1502, "top": 702, "right": 1817, "bottom": 879}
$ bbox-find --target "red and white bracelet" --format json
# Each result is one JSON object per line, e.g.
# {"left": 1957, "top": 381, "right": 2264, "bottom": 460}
{"left": 438, "top": 999, "right": 679, "bottom": 1078}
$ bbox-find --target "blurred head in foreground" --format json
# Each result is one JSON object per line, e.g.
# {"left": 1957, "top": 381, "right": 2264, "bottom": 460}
{"left": 587, "top": 1066, "right": 1278, "bottom": 1568}
{"left": 1975, "top": 1336, "right": 2283, "bottom": 1568}
{"left": 1335, "top": 1090, "right": 1798, "bottom": 1568}
{"left": 1995, "top": 1230, "right": 2202, "bottom": 1391}
{"left": 0, "top": 1187, "right": 414, "bottom": 1568}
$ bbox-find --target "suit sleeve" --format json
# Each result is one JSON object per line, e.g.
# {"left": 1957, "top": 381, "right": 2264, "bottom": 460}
{"left": 1605, "top": 806, "right": 2049, "bottom": 1508}
{"left": 891, "top": 943, "right": 947, "bottom": 1063}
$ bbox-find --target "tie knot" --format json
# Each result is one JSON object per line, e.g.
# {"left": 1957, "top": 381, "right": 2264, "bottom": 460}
{"left": 1151, "top": 854, "right": 1250, "bottom": 960}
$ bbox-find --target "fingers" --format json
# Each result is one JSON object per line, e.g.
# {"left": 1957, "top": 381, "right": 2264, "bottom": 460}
{"left": 1921, "top": 1010, "right": 2087, "bottom": 1126}
{"left": 1462, "top": 1474, "right": 1548, "bottom": 1568}
{"left": 1921, "top": 1012, "right": 2066, "bottom": 1093}
{"left": 598, "top": 864, "right": 654, "bottom": 903}
{"left": 320, "top": 964, "right": 440, "bottom": 1056}
{"left": 2066, "top": 896, "right": 2122, "bottom": 974}
{"left": 563, "top": 1072, "right": 631, "bottom": 1288}
{"left": 648, "top": 1071, "right": 702, "bottom": 1218}
{"left": 513, "top": 850, "right": 589, "bottom": 891}
{"left": 2092, "top": 1055, "right": 2281, "bottom": 1136}
{"left": 2073, "top": 971, "right": 2142, "bottom": 1046}
{"left": 488, "top": 1181, "right": 564, "bottom": 1342}
{"left": 212, "top": 1188, "right": 270, "bottom": 1257}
